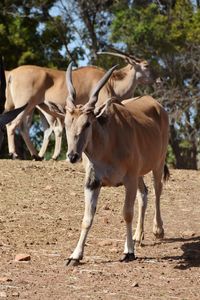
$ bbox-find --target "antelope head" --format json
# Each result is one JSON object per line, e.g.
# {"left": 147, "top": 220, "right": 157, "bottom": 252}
{"left": 65, "top": 62, "right": 118, "bottom": 163}
{"left": 97, "top": 48, "right": 155, "bottom": 84}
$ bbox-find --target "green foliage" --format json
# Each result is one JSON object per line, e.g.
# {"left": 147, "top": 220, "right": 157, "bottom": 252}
{"left": 110, "top": 0, "right": 200, "bottom": 169}
{"left": 1, "top": 0, "right": 200, "bottom": 167}
{"left": 111, "top": 0, "right": 200, "bottom": 57}
{"left": 166, "top": 144, "right": 176, "bottom": 167}
{"left": 0, "top": 0, "right": 81, "bottom": 69}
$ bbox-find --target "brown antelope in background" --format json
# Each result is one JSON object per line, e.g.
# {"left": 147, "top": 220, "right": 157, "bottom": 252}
{"left": 55, "top": 62, "right": 169, "bottom": 266}
{"left": 2, "top": 49, "right": 156, "bottom": 159}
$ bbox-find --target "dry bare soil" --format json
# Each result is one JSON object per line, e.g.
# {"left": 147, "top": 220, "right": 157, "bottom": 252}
{"left": 0, "top": 160, "right": 200, "bottom": 300}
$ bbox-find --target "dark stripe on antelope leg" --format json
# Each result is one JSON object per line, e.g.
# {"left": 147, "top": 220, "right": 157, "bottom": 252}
{"left": 138, "top": 176, "right": 148, "bottom": 195}
{"left": 85, "top": 167, "right": 101, "bottom": 190}
{"left": 120, "top": 253, "right": 136, "bottom": 262}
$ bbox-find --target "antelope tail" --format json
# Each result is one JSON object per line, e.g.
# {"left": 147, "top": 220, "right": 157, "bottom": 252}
{"left": 0, "top": 104, "right": 28, "bottom": 130}
{"left": 163, "top": 164, "right": 170, "bottom": 182}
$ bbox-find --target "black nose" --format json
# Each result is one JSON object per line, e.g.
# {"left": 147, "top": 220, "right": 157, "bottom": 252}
{"left": 68, "top": 152, "right": 79, "bottom": 163}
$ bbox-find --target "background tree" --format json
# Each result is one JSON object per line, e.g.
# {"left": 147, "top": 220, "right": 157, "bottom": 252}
{"left": 0, "top": 0, "right": 81, "bottom": 159}
{"left": 0, "top": 0, "right": 84, "bottom": 69}
{"left": 0, "top": 0, "right": 200, "bottom": 167}
{"left": 111, "top": 0, "right": 200, "bottom": 169}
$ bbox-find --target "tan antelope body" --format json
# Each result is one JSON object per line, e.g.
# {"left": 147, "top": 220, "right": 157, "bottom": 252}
{"left": 4, "top": 51, "right": 155, "bottom": 159}
{"left": 61, "top": 63, "right": 169, "bottom": 266}
{"left": 4, "top": 65, "right": 106, "bottom": 158}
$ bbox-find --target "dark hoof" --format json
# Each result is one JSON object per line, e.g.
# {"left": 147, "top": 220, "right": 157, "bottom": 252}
{"left": 65, "top": 258, "right": 80, "bottom": 267}
{"left": 153, "top": 229, "right": 164, "bottom": 239}
{"left": 31, "top": 155, "right": 44, "bottom": 161}
{"left": 120, "top": 253, "right": 136, "bottom": 262}
{"left": 51, "top": 157, "right": 58, "bottom": 161}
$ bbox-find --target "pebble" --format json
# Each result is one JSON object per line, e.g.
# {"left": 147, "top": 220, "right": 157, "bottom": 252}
{"left": 69, "top": 191, "right": 77, "bottom": 196}
{"left": 103, "top": 217, "right": 109, "bottom": 224}
{"left": 0, "top": 277, "right": 12, "bottom": 282}
{"left": 44, "top": 185, "right": 52, "bottom": 190}
{"left": 14, "top": 254, "right": 31, "bottom": 262}
{"left": 181, "top": 230, "right": 195, "bottom": 237}
{"left": 12, "top": 292, "right": 20, "bottom": 297}
{"left": 132, "top": 282, "right": 139, "bottom": 287}
{"left": 98, "top": 240, "right": 112, "bottom": 247}
{"left": 110, "top": 247, "right": 119, "bottom": 253}
{"left": 103, "top": 204, "right": 110, "bottom": 210}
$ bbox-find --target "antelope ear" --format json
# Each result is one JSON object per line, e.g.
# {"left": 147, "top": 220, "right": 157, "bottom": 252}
{"left": 94, "top": 104, "right": 108, "bottom": 126}
{"left": 95, "top": 97, "right": 119, "bottom": 115}
{"left": 94, "top": 103, "right": 107, "bottom": 118}
{"left": 94, "top": 97, "right": 119, "bottom": 125}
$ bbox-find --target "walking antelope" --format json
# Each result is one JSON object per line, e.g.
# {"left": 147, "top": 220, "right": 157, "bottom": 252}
{"left": 3, "top": 49, "right": 156, "bottom": 159}
{"left": 56, "top": 62, "right": 169, "bottom": 266}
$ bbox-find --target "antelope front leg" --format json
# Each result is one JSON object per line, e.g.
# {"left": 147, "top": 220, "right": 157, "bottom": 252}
{"left": 120, "top": 178, "right": 138, "bottom": 262}
{"left": 66, "top": 186, "right": 100, "bottom": 266}
{"left": 51, "top": 118, "right": 63, "bottom": 160}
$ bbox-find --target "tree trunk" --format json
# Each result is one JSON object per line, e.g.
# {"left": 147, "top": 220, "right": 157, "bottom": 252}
{"left": 170, "top": 124, "right": 198, "bottom": 169}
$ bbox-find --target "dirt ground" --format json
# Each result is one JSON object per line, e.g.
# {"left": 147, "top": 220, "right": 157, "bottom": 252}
{"left": 0, "top": 160, "right": 199, "bottom": 300}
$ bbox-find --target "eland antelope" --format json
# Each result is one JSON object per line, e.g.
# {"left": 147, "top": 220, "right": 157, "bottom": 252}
{"left": 3, "top": 49, "right": 156, "bottom": 159}
{"left": 54, "top": 62, "right": 169, "bottom": 266}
